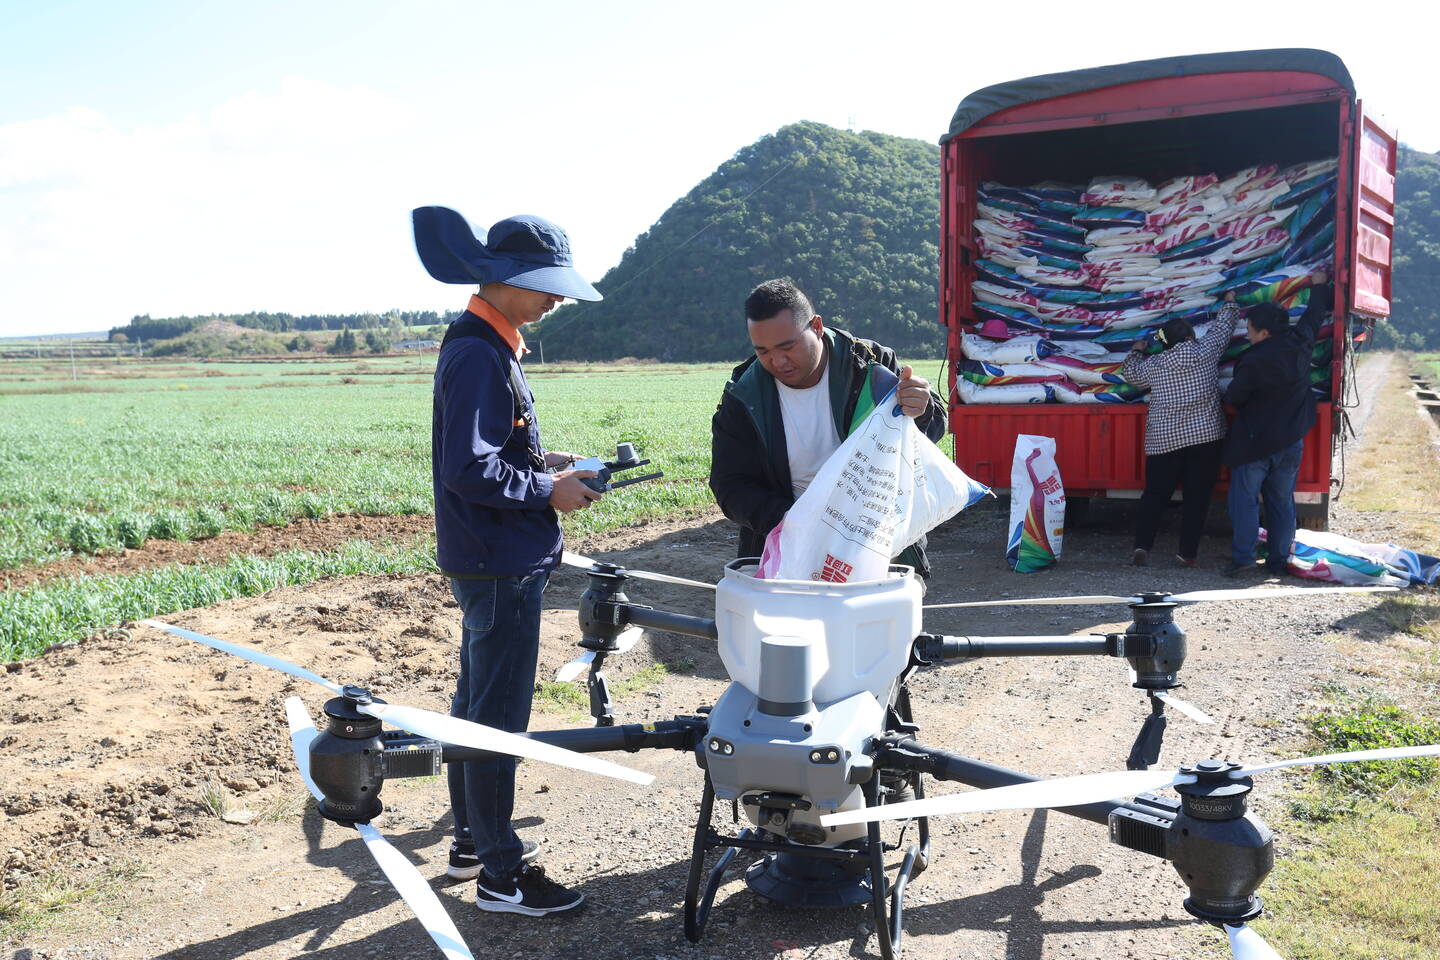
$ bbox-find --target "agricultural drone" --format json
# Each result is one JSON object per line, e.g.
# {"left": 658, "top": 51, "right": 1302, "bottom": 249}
{"left": 143, "top": 554, "right": 1436, "bottom": 960}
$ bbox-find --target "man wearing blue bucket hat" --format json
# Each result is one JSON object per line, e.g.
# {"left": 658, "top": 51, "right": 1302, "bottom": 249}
{"left": 414, "top": 206, "right": 602, "bottom": 916}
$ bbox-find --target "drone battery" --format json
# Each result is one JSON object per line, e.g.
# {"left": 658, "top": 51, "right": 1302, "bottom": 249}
{"left": 381, "top": 734, "right": 443, "bottom": 779}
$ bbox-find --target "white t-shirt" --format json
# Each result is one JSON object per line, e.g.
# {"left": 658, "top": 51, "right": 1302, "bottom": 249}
{"left": 775, "top": 365, "right": 841, "bottom": 498}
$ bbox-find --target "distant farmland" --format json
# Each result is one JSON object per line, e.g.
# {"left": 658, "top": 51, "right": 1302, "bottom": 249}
{"left": 0, "top": 354, "right": 731, "bottom": 572}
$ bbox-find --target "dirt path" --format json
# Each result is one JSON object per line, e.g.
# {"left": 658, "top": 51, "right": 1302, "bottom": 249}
{"left": 2, "top": 353, "right": 1422, "bottom": 960}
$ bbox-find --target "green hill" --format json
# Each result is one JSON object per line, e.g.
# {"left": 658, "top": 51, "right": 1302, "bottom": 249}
{"left": 1385, "top": 145, "right": 1440, "bottom": 349}
{"left": 534, "top": 121, "right": 943, "bottom": 361}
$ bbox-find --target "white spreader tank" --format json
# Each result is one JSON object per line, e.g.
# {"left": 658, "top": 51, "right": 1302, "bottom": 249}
{"left": 715, "top": 559, "right": 923, "bottom": 708}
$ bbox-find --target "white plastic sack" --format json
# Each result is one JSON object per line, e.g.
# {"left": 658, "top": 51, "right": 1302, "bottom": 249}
{"left": 1083, "top": 176, "right": 1157, "bottom": 206}
{"left": 1153, "top": 256, "right": 1228, "bottom": 278}
{"left": 1218, "top": 164, "right": 1278, "bottom": 197}
{"left": 1088, "top": 226, "right": 1160, "bottom": 246}
{"left": 1047, "top": 339, "right": 1111, "bottom": 361}
{"left": 1086, "top": 242, "right": 1158, "bottom": 261}
{"left": 757, "top": 390, "right": 991, "bottom": 582}
{"left": 961, "top": 332, "right": 1052, "bottom": 364}
{"left": 956, "top": 379, "right": 1054, "bottom": 404}
{"left": 1155, "top": 174, "right": 1219, "bottom": 205}
{"left": 1083, "top": 258, "right": 1162, "bottom": 277}
{"left": 1006, "top": 435, "right": 1064, "bottom": 572}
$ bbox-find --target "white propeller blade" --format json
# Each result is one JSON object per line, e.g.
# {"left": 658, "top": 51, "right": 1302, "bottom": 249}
{"left": 923, "top": 594, "right": 1135, "bottom": 610}
{"left": 1154, "top": 690, "right": 1215, "bottom": 725}
{"left": 555, "top": 654, "right": 594, "bottom": 685}
{"left": 819, "top": 768, "right": 1194, "bottom": 827}
{"left": 1226, "top": 923, "right": 1283, "bottom": 960}
{"left": 1170, "top": 585, "right": 1398, "bottom": 604}
{"left": 355, "top": 825, "right": 473, "bottom": 960}
{"left": 924, "top": 584, "right": 1397, "bottom": 610}
{"left": 358, "top": 701, "right": 655, "bottom": 786}
{"left": 561, "top": 551, "right": 715, "bottom": 590}
{"left": 822, "top": 742, "right": 1440, "bottom": 828}
{"left": 283, "top": 697, "right": 325, "bottom": 802}
{"left": 160, "top": 620, "right": 652, "bottom": 786}
{"left": 1236, "top": 743, "right": 1440, "bottom": 777}
{"left": 555, "top": 626, "right": 644, "bottom": 682}
{"left": 283, "top": 699, "right": 474, "bottom": 960}
{"left": 144, "top": 619, "right": 343, "bottom": 694}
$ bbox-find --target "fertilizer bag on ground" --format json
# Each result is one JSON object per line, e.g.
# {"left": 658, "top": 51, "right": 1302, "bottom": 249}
{"left": 757, "top": 388, "right": 991, "bottom": 582}
{"left": 1007, "top": 435, "right": 1065, "bottom": 572}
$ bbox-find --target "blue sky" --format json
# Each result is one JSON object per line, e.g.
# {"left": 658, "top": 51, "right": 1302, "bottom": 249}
{"left": 2, "top": 0, "right": 1431, "bottom": 336}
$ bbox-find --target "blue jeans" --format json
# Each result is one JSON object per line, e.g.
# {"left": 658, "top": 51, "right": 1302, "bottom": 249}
{"left": 447, "top": 573, "right": 549, "bottom": 877}
{"left": 1228, "top": 439, "right": 1305, "bottom": 568}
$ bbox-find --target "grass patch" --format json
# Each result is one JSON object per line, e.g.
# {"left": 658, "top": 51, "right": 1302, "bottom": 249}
{"left": 0, "top": 861, "right": 148, "bottom": 943}
{"left": 0, "top": 537, "right": 438, "bottom": 661}
{"left": 1259, "top": 787, "right": 1440, "bottom": 959}
{"left": 196, "top": 779, "right": 230, "bottom": 819}
{"left": 534, "top": 659, "right": 696, "bottom": 720}
{"left": 1254, "top": 692, "right": 1440, "bottom": 958}
{"left": 1343, "top": 354, "right": 1440, "bottom": 549}
{"left": 1372, "top": 592, "right": 1440, "bottom": 642}
{"left": 1306, "top": 697, "right": 1440, "bottom": 796}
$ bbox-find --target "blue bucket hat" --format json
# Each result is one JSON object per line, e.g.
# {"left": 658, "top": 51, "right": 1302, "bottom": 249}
{"left": 411, "top": 206, "right": 603, "bottom": 302}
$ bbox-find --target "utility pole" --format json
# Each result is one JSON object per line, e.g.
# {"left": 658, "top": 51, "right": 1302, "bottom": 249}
{"left": 70, "top": 341, "right": 77, "bottom": 381}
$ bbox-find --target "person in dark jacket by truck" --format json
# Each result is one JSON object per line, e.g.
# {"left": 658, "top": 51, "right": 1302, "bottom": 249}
{"left": 1222, "top": 272, "right": 1332, "bottom": 577}
{"left": 415, "top": 206, "right": 603, "bottom": 917}
{"left": 708, "top": 279, "right": 946, "bottom": 579}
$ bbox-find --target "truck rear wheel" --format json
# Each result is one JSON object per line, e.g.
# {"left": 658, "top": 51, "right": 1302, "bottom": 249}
{"left": 1296, "top": 494, "right": 1330, "bottom": 531}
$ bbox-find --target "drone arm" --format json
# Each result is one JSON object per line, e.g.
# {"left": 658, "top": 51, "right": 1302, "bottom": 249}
{"left": 915, "top": 633, "right": 1113, "bottom": 661}
{"left": 873, "top": 736, "right": 1174, "bottom": 830}
{"left": 434, "top": 716, "right": 707, "bottom": 764}
{"left": 623, "top": 605, "right": 719, "bottom": 640}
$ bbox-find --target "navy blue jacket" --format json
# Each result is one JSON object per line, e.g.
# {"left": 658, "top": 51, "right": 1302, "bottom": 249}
{"left": 431, "top": 312, "right": 559, "bottom": 577}
{"left": 1222, "top": 284, "right": 1331, "bottom": 467}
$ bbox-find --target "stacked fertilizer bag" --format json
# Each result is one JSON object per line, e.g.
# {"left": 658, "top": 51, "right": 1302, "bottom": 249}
{"left": 962, "top": 158, "right": 1340, "bottom": 405}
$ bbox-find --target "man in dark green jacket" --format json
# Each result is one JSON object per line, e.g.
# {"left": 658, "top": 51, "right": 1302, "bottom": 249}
{"left": 708, "top": 278, "right": 947, "bottom": 578}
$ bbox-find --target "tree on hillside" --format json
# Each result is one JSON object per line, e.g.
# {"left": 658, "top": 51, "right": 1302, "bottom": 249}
{"left": 1392, "top": 145, "right": 1440, "bottom": 348}
{"left": 328, "top": 327, "right": 358, "bottom": 355}
{"left": 532, "top": 121, "right": 944, "bottom": 362}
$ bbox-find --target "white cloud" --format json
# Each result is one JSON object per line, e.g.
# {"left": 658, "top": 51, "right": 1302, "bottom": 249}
{"left": 0, "top": 79, "right": 466, "bottom": 334}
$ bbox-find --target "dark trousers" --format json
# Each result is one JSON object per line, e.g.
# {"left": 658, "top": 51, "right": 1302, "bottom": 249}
{"left": 1134, "top": 439, "right": 1224, "bottom": 560}
{"left": 447, "top": 572, "right": 549, "bottom": 877}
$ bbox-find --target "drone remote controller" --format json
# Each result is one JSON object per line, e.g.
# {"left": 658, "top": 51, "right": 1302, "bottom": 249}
{"left": 573, "top": 442, "right": 663, "bottom": 493}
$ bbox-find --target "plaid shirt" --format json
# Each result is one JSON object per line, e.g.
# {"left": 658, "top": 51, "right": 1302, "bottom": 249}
{"left": 1122, "top": 302, "right": 1240, "bottom": 456}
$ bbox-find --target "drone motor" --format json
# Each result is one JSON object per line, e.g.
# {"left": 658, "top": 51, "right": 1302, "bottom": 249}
{"left": 309, "top": 687, "right": 388, "bottom": 825}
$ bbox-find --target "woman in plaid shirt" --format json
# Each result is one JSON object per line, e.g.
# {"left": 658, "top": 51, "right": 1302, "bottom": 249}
{"left": 1121, "top": 292, "right": 1241, "bottom": 566}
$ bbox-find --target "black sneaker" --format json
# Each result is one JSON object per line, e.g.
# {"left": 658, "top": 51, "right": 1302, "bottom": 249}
{"left": 446, "top": 839, "right": 540, "bottom": 880}
{"left": 475, "top": 864, "right": 584, "bottom": 916}
{"left": 1219, "top": 560, "right": 1256, "bottom": 578}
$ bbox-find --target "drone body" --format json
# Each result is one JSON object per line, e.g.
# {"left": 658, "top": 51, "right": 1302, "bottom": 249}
{"left": 703, "top": 561, "right": 921, "bottom": 848}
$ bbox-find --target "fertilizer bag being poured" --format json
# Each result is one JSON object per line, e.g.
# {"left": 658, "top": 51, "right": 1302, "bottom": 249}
{"left": 757, "top": 387, "right": 991, "bottom": 582}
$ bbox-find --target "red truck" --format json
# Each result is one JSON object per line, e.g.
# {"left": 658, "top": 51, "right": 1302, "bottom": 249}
{"left": 940, "top": 49, "right": 1396, "bottom": 529}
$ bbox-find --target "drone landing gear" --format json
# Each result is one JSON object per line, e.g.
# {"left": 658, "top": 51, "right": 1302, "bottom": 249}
{"left": 683, "top": 774, "right": 928, "bottom": 960}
